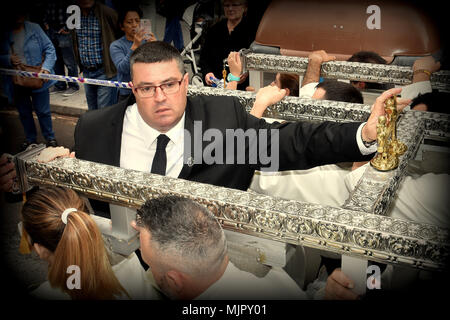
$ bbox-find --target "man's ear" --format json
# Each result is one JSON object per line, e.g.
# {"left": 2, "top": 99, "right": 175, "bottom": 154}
{"left": 183, "top": 72, "right": 189, "bottom": 85}
{"left": 285, "top": 88, "right": 291, "bottom": 96}
{"left": 165, "top": 270, "right": 185, "bottom": 296}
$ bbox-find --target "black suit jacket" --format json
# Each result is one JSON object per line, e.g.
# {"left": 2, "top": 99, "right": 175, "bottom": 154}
{"left": 75, "top": 94, "right": 371, "bottom": 192}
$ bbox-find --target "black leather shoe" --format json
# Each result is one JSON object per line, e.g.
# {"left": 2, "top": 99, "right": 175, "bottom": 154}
{"left": 46, "top": 139, "right": 58, "bottom": 147}
{"left": 20, "top": 140, "right": 37, "bottom": 151}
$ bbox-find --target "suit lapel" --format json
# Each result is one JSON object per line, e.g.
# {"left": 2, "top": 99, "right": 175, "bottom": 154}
{"left": 178, "top": 99, "right": 196, "bottom": 179}
{"left": 110, "top": 95, "right": 135, "bottom": 167}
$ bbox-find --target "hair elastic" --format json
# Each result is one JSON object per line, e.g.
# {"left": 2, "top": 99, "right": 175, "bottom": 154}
{"left": 61, "top": 208, "right": 77, "bottom": 225}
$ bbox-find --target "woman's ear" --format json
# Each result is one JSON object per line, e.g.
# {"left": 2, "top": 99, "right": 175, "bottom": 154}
{"left": 285, "top": 88, "right": 291, "bottom": 96}
{"left": 33, "top": 243, "right": 52, "bottom": 261}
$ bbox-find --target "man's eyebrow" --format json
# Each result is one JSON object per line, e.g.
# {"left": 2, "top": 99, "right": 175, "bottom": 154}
{"left": 136, "top": 77, "right": 181, "bottom": 86}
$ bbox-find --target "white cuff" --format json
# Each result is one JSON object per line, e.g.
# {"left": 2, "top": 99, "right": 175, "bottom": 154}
{"left": 401, "top": 81, "right": 432, "bottom": 101}
{"left": 356, "top": 122, "right": 377, "bottom": 155}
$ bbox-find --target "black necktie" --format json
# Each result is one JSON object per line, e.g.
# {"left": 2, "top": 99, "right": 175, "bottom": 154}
{"left": 151, "top": 134, "right": 170, "bottom": 175}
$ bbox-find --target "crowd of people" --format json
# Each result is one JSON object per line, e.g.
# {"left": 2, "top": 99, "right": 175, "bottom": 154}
{"left": 0, "top": 0, "right": 448, "bottom": 303}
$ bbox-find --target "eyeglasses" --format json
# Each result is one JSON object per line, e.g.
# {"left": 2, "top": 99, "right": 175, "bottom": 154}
{"left": 223, "top": 3, "right": 244, "bottom": 8}
{"left": 133, "top": 78, "right": 184, "bottom": 98}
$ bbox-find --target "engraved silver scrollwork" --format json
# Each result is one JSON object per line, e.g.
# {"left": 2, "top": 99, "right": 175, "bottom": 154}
{"left": 20, "top": 155, "right": 449, "bottom": 271}
{"left": 243, "top": 53, "right": 450, "bottom": 91}
{"left": 15, "top": 90, "right": 450, "bottom": 271}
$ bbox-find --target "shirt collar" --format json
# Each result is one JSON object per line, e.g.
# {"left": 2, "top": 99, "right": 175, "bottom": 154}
{"left": 134, "top": 104, "right": 185, "bottom": 149}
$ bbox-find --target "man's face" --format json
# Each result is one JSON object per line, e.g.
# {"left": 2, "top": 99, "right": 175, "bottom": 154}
{"left": 271, "top": 73, "right": 282, "bottom": 89}
{"left": 135, "top": 226, "right": 169, "bottom": 294}
{"left": 135, "top": 224, "right": 181, "bottom": 299}
{"left": 132, "top": 60, "right": 188, "bottom": 133}
{"left": 412, "top": 103, "right": 428, "bottom": 111}
{"left": 312, "top": 87, "right": 326, "bottom": 100}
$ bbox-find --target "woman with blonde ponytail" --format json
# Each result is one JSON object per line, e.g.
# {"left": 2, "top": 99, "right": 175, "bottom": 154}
{"left": 21, "top": 186, "right": 158, "bottom": 300}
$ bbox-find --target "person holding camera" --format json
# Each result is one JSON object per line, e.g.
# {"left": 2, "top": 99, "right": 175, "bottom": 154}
{"left": 110, "top": 6, "right": 156, "bottom": 102}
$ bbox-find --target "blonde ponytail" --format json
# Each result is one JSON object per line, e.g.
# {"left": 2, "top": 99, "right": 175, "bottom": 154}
{"left": 22, "top": 186, "right": 128, "bottom": 300}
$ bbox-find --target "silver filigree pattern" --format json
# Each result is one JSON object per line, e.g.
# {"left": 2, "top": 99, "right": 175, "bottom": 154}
{"left": 18, "top": 155, "right": 448, "bottom": 271}
{"left": 243, "top": 53, "right": 450, "bottom": 91}
{"left": 12, "top": 89, "right": 450, "bottom": 271}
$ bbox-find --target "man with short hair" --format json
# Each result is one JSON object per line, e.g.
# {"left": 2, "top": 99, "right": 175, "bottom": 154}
{"left": 74, "top": 41, "right": 386, "bottom": 192}
{"left": 72, "top": 0, "right": 119, "bottom": 110}
{"left": 132, "top": 195, "right": 307, "bottom": 299}
{"left": 312, "top": 80, "right": 363, "bottom": 103}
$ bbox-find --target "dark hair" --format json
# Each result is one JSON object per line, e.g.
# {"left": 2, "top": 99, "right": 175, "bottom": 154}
{"left": 118, "top": 6, "right": 143, "bottom": 28}
{"left": 348, "top": 51, "right": 391, "bottom": 90}
{"left": 316, "top": 80, "right": 364, "bottom": 104}
{"left": 136, "top": 195, "right": 226, "bottom": 276}
{"left": 347, "top": 51, "right": 387, "bottom": 64}
{"left": 410, "top": 91, "right": 450, "bottom": 114}
{"left": 279, "top": 73, "right": 299, "bottom": 97}
{"left": 130, "top": 41, "right": 185, "bottom": 77}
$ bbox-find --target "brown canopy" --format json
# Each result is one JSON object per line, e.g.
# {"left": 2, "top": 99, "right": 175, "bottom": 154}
{"left": 254, "top": 0, "right": 441, "bottom": 62}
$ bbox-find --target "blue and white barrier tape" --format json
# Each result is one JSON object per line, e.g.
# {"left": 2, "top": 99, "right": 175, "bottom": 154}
{"left": 0, "top": 68, "right": 132, "bottom": 89}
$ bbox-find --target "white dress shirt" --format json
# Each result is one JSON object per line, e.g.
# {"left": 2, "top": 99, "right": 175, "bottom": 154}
{"left": 120, "top": 103, "right": 185, "bottom": 178}
{"left": 120, "top": 102, "right": 374, "bottom": 175}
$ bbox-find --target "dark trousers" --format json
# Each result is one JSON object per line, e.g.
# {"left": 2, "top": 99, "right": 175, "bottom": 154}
{"left": 163, "top": 17, "right": 184, "bottom": 51}
{"left": 47, "top": 29, "right": 79, "bottom": 90}
{"left": 14, "top": 86, "right": 54, "bottom": 142}
{"left": 83, "top": 67, "right": 118, "bottom": 110}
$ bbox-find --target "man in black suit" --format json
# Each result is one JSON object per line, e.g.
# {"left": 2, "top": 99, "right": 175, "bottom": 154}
{"left": 75, "top": 41, "right": 391, "bottom": 192}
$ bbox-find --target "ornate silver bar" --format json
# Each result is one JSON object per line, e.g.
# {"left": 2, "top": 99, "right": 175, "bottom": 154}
{"left": 12, "top": 88, "right": 449, "bottom": 271}
{"left": 243, "top": 53, "right": 450, "bottom": 91}
{"left": 188, "top": 87, "right": 449, "bottom": 218}
{"left": 20, "top": 156, "right": 448, "bottom": 271}
{"left": 188, "top": 86, "right": 372, "bottom": 123}
{"left": 342, "top": 113, "right": 425, "bottom": 215}
{"left": 187, "top": 86, "right": 450, "bottom": 135}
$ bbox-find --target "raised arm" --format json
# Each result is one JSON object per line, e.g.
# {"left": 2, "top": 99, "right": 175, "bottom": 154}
{"left": 302, "top": 50, "right": 336, "bottom": 87}
{"left": 225, "top": 51, "right": 242, "bottom": 90}
{"left": 412, "top": 55, "right": 441, "bottom": 83}
{"left": 250, "top": 85, "right": 286, "bottom": 118}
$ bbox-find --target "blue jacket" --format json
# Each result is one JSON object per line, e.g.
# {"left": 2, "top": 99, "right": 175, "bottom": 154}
{"left": 0, "top": 21, "right": 57, "bottom": 101}
{"left": 109, "top": 35, "right": 133, "bottom": 96}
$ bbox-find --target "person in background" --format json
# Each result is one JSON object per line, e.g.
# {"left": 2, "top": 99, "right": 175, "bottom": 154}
{"left": 43, "top": 0, "right": 80, "bottom": 96}
{"left": 401, "top": 55, "right": 442, "bottom": 102}
{"left": 0, "top": 154, "right": 15, "bottom": 193}
{"left": 311, "top": 80, "right": 363, "bottom": 103}
{"left": 110, "top": 6, "right": 156, "bottom": 102}
{"left": 22, "top": 185, "right": 158, "bottom": 300}
{"left": 226, "top": 50, "right": 299, "bottom": 96}
{"left": 250, "top": 80, "right": 363, "bottom": 119}
{"left": 0, "top": 6, "right": 58, "bottom": 151}
{"left": 410, "top": 91, "right": 450, "bottom": 113}
{"left": 200, "top": 0, "right": 257, "bottom": 90}
{"left": 347, "top": 51, "right": 391, "bottom": 91}
{"left": 271, "top": 73, "right": 299, "bottom": 97}
{"left": 72, "top": 0, "right": 119, "bottom": 110}
{"left": 301, "top": 50, "right": 336, "bottom": 89}
{"left": 157, "top": 0, "right": 189, "bottom": 52}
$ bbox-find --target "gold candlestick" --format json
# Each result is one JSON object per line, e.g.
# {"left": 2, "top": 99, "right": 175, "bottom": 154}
{"left": 370, "top": 95, "right": 407, "bottom": 171}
